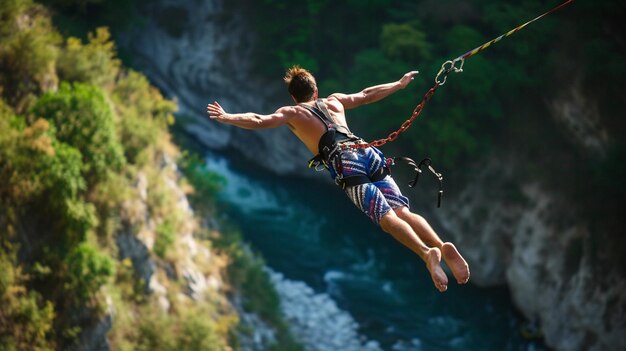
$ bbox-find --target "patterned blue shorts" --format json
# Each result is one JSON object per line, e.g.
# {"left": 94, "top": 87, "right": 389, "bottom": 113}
{"left": 328, "top": 147, "right": 410, "bottom": 224}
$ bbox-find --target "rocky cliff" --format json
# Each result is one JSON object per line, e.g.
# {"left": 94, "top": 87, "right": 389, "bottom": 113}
{"left": 432, "top": 77, "right": 625, "bottom": 350}
{"left": 75, "top": 150, "right": 237, "bottom": 350}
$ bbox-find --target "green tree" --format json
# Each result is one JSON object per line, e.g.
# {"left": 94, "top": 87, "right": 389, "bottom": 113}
{"left": 63, "top": 241, "right": 114, "bottom": 306}
{"left": 112, "top": 70, "right": 177, "bottom": 165}
{"left": 0, "top": 0, "right": 60, "bottom": 112}
{"left": 0, "top": 245, "right": 56, "bottom": 351}
{"left": 335, "top": 49, "right": 414, "bottom": 142}
{"left": 381, "top": 22, "right": 432, "bottom": 62}
{"left": 0, "top": 109, "right": 95, "bottom": 248}
{"left": 57, "top": 27, "right": 121, "bottom": 89}
{"left": 0, "top": 106, "right": 99, "bottom": 348}
{"left": 31, "top": 82, "right": 125, "bottom": 186}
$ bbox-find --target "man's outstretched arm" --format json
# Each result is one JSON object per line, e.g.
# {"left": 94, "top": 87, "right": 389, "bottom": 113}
{"left": 207, "top": 101, "right": 293, "bottom": 129}
{"left": 330, "top": 70, "right": 419, "bottom": 110}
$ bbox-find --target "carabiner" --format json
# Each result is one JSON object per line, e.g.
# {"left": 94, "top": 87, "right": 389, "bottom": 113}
{"left": 435, "top": 58, "right": 464, "bottom": 85}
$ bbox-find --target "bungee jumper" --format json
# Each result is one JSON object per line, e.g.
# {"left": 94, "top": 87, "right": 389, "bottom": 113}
{"left": 208, "top": 68, "right": 469, "bottom": 292}
{"left": 206, "top": 0, "right": 575, "bottom": 293}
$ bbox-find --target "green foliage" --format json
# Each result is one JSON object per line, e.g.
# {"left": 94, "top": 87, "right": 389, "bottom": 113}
{"left": 1, "top": 2, "right": 188, "bottom": 348}
{"left": 0, "top": 2, "right": 248, "bottom": 350}
{"left": 443, "top": 25, "right": 485, "bottom": 55}
{"left": 381, "top": 22, "right": 431, "bottom": 62}
{"left": 213, "top": 227, "right": 302, "bottom": 350}
{"left": 328, "top": 49, "right": 415, "bottom": 142}
{"left": 346, "top": 0, "right": 390, "bottom": 10}
{"left": 133, "top": 305, "right": 226, "bottom": 351}
{"left": 57, "top": 27, "right": 121, "bottom": 88}
{"left": 241, "top": 0, "right": 614, "bottom": 172}
{"left": 179, "top": 151, "right": 226, "bottom": 209}
{"left": 0, "top": 246, "right": 56, "bottom": 351}
{"left": 175, "top": 309, "right": 226, "bottom": 351}
{"left": 239, "top": 255, "right": 280, "bottom": 321}
{"left": 177, "top": 144, "right": 302, "bottom": 349}
{"left": 0, "top": 112, "right": 96, "bottom": 247}
{"left": 279, "top": 50, "right": 319, "bottom": 75}
{"left": 63, "top": 241, "right": 114, "bottom": 305}
{"left": 0, "top": 0, "right": 61, "bottom": 112}
{"left": 31, "top": 81, "right": 125, "bottom": 185}
{"left": 412, "top": 106, "right": 481, "bottom": 166}
{"left": 112, "top": 70, "right": 177, "bottom": 165}
{"left": 154, "top": 217, "right": 176, "bottom": 259}
{"left": 1, "top": 103, "right": 106, "bottom": 347}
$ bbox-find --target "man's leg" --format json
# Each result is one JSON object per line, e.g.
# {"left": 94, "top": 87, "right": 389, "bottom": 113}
{"left": 393, "top": 206, "right": 470, "bottom": 284}
{"left": 379, "top": 210, "right": 448, "bottom": 292}
{"left": 336, "top": 148, "right": 452, "bottom": 292}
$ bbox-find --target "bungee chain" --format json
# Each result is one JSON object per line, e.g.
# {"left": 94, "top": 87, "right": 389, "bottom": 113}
{"left": 346, "top": 82, "right": 441, "bottom": 150}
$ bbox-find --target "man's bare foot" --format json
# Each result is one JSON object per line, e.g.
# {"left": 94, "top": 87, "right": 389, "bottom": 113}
{"left": 425, "top": 248, "right": 448, "bottom": 292}
{"left": 441, "top": 242, "right": 470, "bottom": 284}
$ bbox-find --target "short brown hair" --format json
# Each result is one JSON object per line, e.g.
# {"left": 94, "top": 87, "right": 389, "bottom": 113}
{"left": 284, "top": 65, "right": 317, "bottom": 103}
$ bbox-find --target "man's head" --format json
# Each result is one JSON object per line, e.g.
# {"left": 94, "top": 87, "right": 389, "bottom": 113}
{"left": 284, "top": 65, "right": 317, "bottom": 103}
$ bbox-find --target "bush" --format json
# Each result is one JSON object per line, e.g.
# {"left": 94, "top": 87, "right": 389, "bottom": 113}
{"left": 63, "top": 241, "right": 115, "bottom": 306}
{"left": 179, "top": 151, "right": 226, "bottom": 209}
{"left": 112, "top": 70, "right": 176, "bottom": 166}
{"left": 381, "top": 22, "right": 432, "bottom": 62}
{"left": 0, "top": 246, "right": 56, "bottom": 351}
{"left": 57, "top": 27, "right": 121, "bottom": 88}
{"left": 133, "top": 305, "right": 226, "bottom": 351}
{"left": 31, "top": 81, "right": 125, "bottom": 185}
{"left": 0, "top": 0, "right": 61, "bottom": 112}
{"left": 0, "top": 110, "right": 96, "bottom": 246}
{"left": 176, "top": 309, "right": 226, "bottom": 351}
{"left": 154, "top": 217, "right": 176, "bottom": 259}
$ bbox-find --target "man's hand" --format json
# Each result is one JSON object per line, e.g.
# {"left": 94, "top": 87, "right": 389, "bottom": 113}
{"left": 207, "top": 101, "right": 227, "bottom": 121}
{"left": 399, "top": 70, "right": 420, "bottom": 88}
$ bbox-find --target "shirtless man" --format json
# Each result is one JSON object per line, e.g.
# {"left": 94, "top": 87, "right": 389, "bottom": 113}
{"left": 207, "top": 65, "right": 469, "bottom": 292}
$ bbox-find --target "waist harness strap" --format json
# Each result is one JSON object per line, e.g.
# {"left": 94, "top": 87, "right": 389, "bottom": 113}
{"left": 335, "top": 166, "right": 390, "bottom": 189}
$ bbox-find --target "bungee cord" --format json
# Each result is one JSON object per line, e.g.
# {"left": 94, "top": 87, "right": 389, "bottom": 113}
{"left": 348, "top": 0, "right": 575, "bottom": 151}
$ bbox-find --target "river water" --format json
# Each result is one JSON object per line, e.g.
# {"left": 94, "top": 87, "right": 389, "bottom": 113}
{"left": 203, "top": 150, "right": 546, "bottom": 351}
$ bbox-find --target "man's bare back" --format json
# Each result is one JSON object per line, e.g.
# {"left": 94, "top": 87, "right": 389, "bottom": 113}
{"left": 283, "top": 97, "right": 349, "bottom": 155}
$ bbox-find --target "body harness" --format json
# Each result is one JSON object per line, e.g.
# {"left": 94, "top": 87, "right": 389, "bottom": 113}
{"left": 302, "top": 100, "right": 390, "bottom": 189}
{"left": 303, "top": 100, "right": 444, "bottom": 206}
{"left": 305, "top": 0, "right": 574, "bottom": 208}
